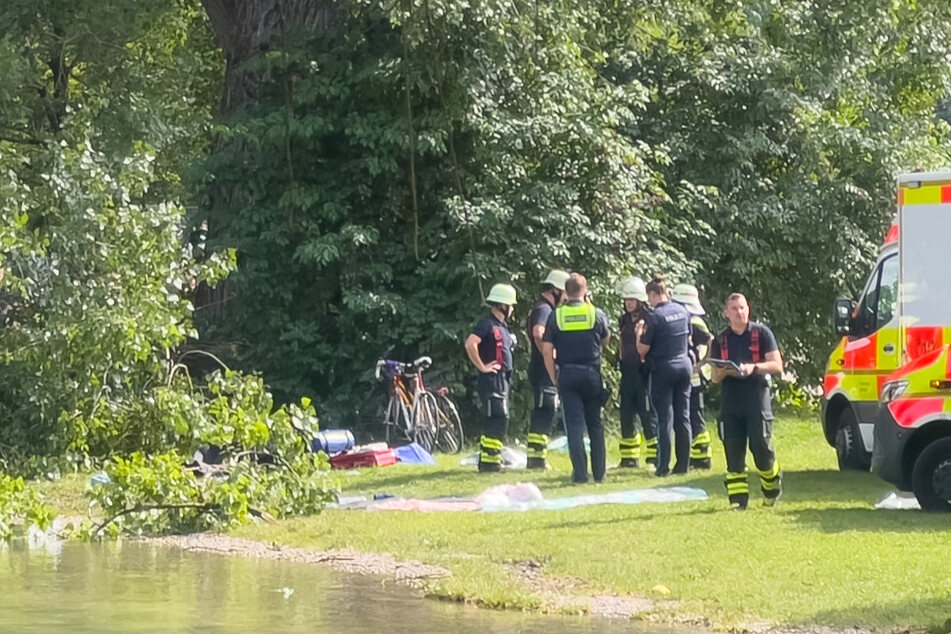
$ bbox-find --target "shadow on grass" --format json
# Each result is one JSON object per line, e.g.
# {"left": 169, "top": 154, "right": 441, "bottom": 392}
{"left": 542, "top": 507, "right": 724, "bottom": 530}
{"left": 789, "top": 507, "right": 950, "bottom": 533}
{"left": 675, "top": 468, "right": 890, "bottom": 503}
{"left": 808, "top": 598, "right": 951, "bottom": 632}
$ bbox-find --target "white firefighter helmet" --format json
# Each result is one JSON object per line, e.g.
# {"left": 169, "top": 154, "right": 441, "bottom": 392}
{"left": 485, "top": 283, "right": 517, "bottom": 306}
{"left": 671, "top": 283, "right": 705, "bottom": 316}
{"left": 542, "top": 269, "right": 570, "bottom": 291}
{"left": 617, "top": 276, "right": 648, "bottom": 302}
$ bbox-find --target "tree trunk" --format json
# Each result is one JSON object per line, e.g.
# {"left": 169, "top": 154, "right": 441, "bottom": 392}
{"left": 201, "top": 0, "right": 339, "bottom": 113}
{"left": 193, "top": 1, "right": 341, "bottom": 350}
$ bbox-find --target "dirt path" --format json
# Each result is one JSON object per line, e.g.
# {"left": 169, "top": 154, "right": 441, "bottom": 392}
{"left": 149, "top": 533, "right": 449, "bottom": 586}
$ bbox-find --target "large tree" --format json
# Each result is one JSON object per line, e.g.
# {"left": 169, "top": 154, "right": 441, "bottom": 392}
{"left": 195, "top": 0, "right": 680, "bottom": 425}
{"left": 195, "top": 0, "right": 951, "bottom": 427}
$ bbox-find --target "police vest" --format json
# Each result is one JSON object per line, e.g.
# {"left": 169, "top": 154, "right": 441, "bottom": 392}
{"left": 555, "top": 303, "right": 597, "bottom": 331}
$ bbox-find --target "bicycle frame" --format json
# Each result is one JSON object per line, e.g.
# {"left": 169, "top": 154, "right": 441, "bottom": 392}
{"left": 390, "top": 371, "right": 424, "bottom": 408}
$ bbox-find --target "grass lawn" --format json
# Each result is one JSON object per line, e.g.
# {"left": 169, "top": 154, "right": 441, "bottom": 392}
{"left": 229, "top": 415, "right": 951, "bottom": 631}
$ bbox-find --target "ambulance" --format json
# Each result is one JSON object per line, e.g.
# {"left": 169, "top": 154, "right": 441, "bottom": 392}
{"left": 823, "top": 171, "right": 951, "bottom": 510}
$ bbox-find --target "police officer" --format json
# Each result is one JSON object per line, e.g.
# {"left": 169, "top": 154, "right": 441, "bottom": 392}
{"left": 525, "top": 269, "right": 571, "bottom": 469}
{"left": 708, "top": 292, "right": 784, "bottom": 509}
{"left": 616, "top": 276, "right": 658, "bottom": 468}
{"left": 464, "top": 283, "right": 517, "bottom": 473}
{"left": 541, "top": 273, "right": 610, "bottom": 484}
{"left": 671, "top": 284, "right": 714, "bottom": 470}
{"left": 636, "top": 277, "right": 691, "bottom": 476}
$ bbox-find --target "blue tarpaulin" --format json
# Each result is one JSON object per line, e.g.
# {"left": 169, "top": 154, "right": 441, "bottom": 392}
{"left": 393, "top": 442, "right": 436, "bottom": 465}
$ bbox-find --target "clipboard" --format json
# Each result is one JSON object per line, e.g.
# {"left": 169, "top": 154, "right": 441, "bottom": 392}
{"left": 705, "top": 358, "right": 745, "bottom": 375}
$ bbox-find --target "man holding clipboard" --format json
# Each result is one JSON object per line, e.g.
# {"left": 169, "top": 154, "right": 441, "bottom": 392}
{"left": 707, "top": 293, "right": 784, "bottom": 510}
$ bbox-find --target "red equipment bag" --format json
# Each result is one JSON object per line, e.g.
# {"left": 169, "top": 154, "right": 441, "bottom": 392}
{"left": 330, "top": 447, "right": 397, "bottom": 470}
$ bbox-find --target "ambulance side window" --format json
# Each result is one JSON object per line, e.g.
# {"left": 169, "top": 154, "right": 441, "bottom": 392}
{"left": 854, "top": 254, "right": 897, "bottom": 337}
{"left": 875, "top": 256, "right": 898, "bottom": 330}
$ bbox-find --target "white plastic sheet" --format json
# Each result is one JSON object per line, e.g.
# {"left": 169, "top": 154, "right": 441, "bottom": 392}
{"left": 459, "top": 447, "right": 527, "bottom": 468}
{"left": 874, "top": 491, "right": 920, "bottom": 510}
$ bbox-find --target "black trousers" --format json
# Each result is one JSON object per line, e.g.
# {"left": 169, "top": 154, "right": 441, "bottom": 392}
{"left": 690, "top": 387, "right": 706, "bottom": 437}
{"left": 527, "top": 369, "right": 558, "bottom": 467}
{"left": 720, "top": 387, "right": 776, "bottom": 474}
{"left": 619, "top": 362, "right": 657, "bottom": 441}
{"left": 650, "top": 356, "right": 692, "bottom": 475}
{"left": 558, "top": 364, "right": 606, "bottom": 483}
{"left": 529, "top": 370, "right": 558, "bottom": 438}
{"left": 477, "top": 372, "right": 510, "bottom": 470}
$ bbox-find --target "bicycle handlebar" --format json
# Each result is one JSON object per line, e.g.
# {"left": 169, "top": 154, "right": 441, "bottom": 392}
{"left": 375, "top": 356, "right": 433, "bottom": 380}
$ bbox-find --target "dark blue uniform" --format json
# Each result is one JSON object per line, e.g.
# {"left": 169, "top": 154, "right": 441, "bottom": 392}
{"left": 543, "top": 301, "right": 610, "bottom": 483}
{"left": 709, "top": 322, "right": 781, "bottom": 507}
{"left": 618, "top": 308, "right": 658, "bottom": 466}
{"left": 526, "top": 298, "right": 558, "bottom": 468}
{"left": 640, "top": 301, "right": 692, "bottom": 476}
{"left": 471, "top": 315, "right": 514, "bottom": 471}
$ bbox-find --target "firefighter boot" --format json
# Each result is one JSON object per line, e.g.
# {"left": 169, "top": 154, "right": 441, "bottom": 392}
{"left": 689, "top": 430, "right": 713, "bottom": 470}
{"left": 759, "top": 462, "right": 782, "bottom": 507}
{"left": 526, "top": 432, "right": 551, "bottom": 470}
{"left": 618, "top": 433, "right": 642, "bottom": 468}
{"left": 643, "top": 436, "right": 658, "bottom": 468}
{"left": 478, "top": 435, "right": 503, "bottom": 473}
{"left": 725, "top": 470, "right": 749, "bottom": 510}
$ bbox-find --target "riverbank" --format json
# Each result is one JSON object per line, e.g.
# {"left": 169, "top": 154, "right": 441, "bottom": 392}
{"left": 32, "top": 416, "right": 951, "bottom": 632}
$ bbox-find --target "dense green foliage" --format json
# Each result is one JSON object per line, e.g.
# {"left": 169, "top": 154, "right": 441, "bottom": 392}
{"left": 0, "top": 1, "right": 332, "bottom": 534}
{"left": 200, "top": 0, "right": 951, "bottom": 429}
{"left": 0, "top": 475, "right": 54, "bottom": 539}
{"left": 88, "top": 372, "right": 333, "bottom": 535}
{"left": 1, "top": 0, "right": 951, "bottom": 532}
{"left": 0, "top": 0, "right": 223, "bottom": 459}
{"left": 621, "top": 1, "right": 951, "bottom": 371}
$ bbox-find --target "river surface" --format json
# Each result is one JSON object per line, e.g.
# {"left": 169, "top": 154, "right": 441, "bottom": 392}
{"left": 0, "top": 540, "right": 699, "bottom": 633}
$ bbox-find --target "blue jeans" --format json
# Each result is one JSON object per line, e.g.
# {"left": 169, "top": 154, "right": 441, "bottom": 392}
{"left": 558, "top": 364, "right": 606, "bottom": 483}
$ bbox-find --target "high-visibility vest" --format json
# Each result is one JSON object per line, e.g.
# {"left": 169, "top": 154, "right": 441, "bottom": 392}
{"left": 555, "top": 303, "right": 597, "bottom": 332}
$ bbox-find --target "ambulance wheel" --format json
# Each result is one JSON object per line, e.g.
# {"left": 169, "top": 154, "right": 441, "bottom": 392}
{"left": 834, "top": 408, "right": 870, "bottom": 471}
{"left": 911, "top": 438, "right": 951, "bottom": 512}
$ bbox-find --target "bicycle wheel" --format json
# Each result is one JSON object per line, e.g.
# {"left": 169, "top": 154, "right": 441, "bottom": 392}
{"left": 384, "top": 396, "right": 412, "bottom": 446}
{"left": 411, "top": 392, "right": 439, "bottom": 453}
{"left": 434, "top": 393, "right": 465, "bottom": 454}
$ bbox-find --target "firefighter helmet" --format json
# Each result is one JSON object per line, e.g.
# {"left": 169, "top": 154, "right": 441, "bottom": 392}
{"left": 542, "top": 269, "right": 570, "bottom": 291}
{"left": 617, "top": 276, "right": 648, "bottom": 302}
{"left": 486, "top": 283, "right": 517, "bottom": 306}
{"left": 671, "top": 283, "right": 705, "bottom": 315}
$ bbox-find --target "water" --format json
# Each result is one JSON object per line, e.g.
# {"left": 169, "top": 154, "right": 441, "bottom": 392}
{"left": 0, "top": 540, "right": 697, "bottom": 633}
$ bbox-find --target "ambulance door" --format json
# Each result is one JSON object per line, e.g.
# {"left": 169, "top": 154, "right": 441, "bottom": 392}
{"left": 843, "top": 253, "right": 900, "bottom": 448}
{"left": 899, "top": 184, "right": 951, "bottom": 362}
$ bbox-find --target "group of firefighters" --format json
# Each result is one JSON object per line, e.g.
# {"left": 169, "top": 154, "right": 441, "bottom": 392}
{"left": 464, "top": 270, "right": 784, "bottom": 510}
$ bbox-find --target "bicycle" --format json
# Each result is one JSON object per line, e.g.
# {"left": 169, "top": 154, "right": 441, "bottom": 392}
{"left": 375, "top": 356, "right": 465, "bottom": 454}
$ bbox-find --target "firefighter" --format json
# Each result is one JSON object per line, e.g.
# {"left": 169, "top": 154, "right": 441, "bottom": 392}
{"left": 616, "top": 276, "right": 658, "bottom": 468}
{"left": 541, "top": 273, "right": 611, "bottom": 484}
{"left": 525, "top": 269, "right": 571, "bottom": 469}
{"left": 636, "top": 277, "right": 691, "bottom": 477}
{"left": 464, "top": 283, "right": 517, "bottom": 472}
{"left": 671, "top": 283, "right": 714, "bottom": 470}
{"left": 708, "top": 292, "right": 784, "bottom": 509}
